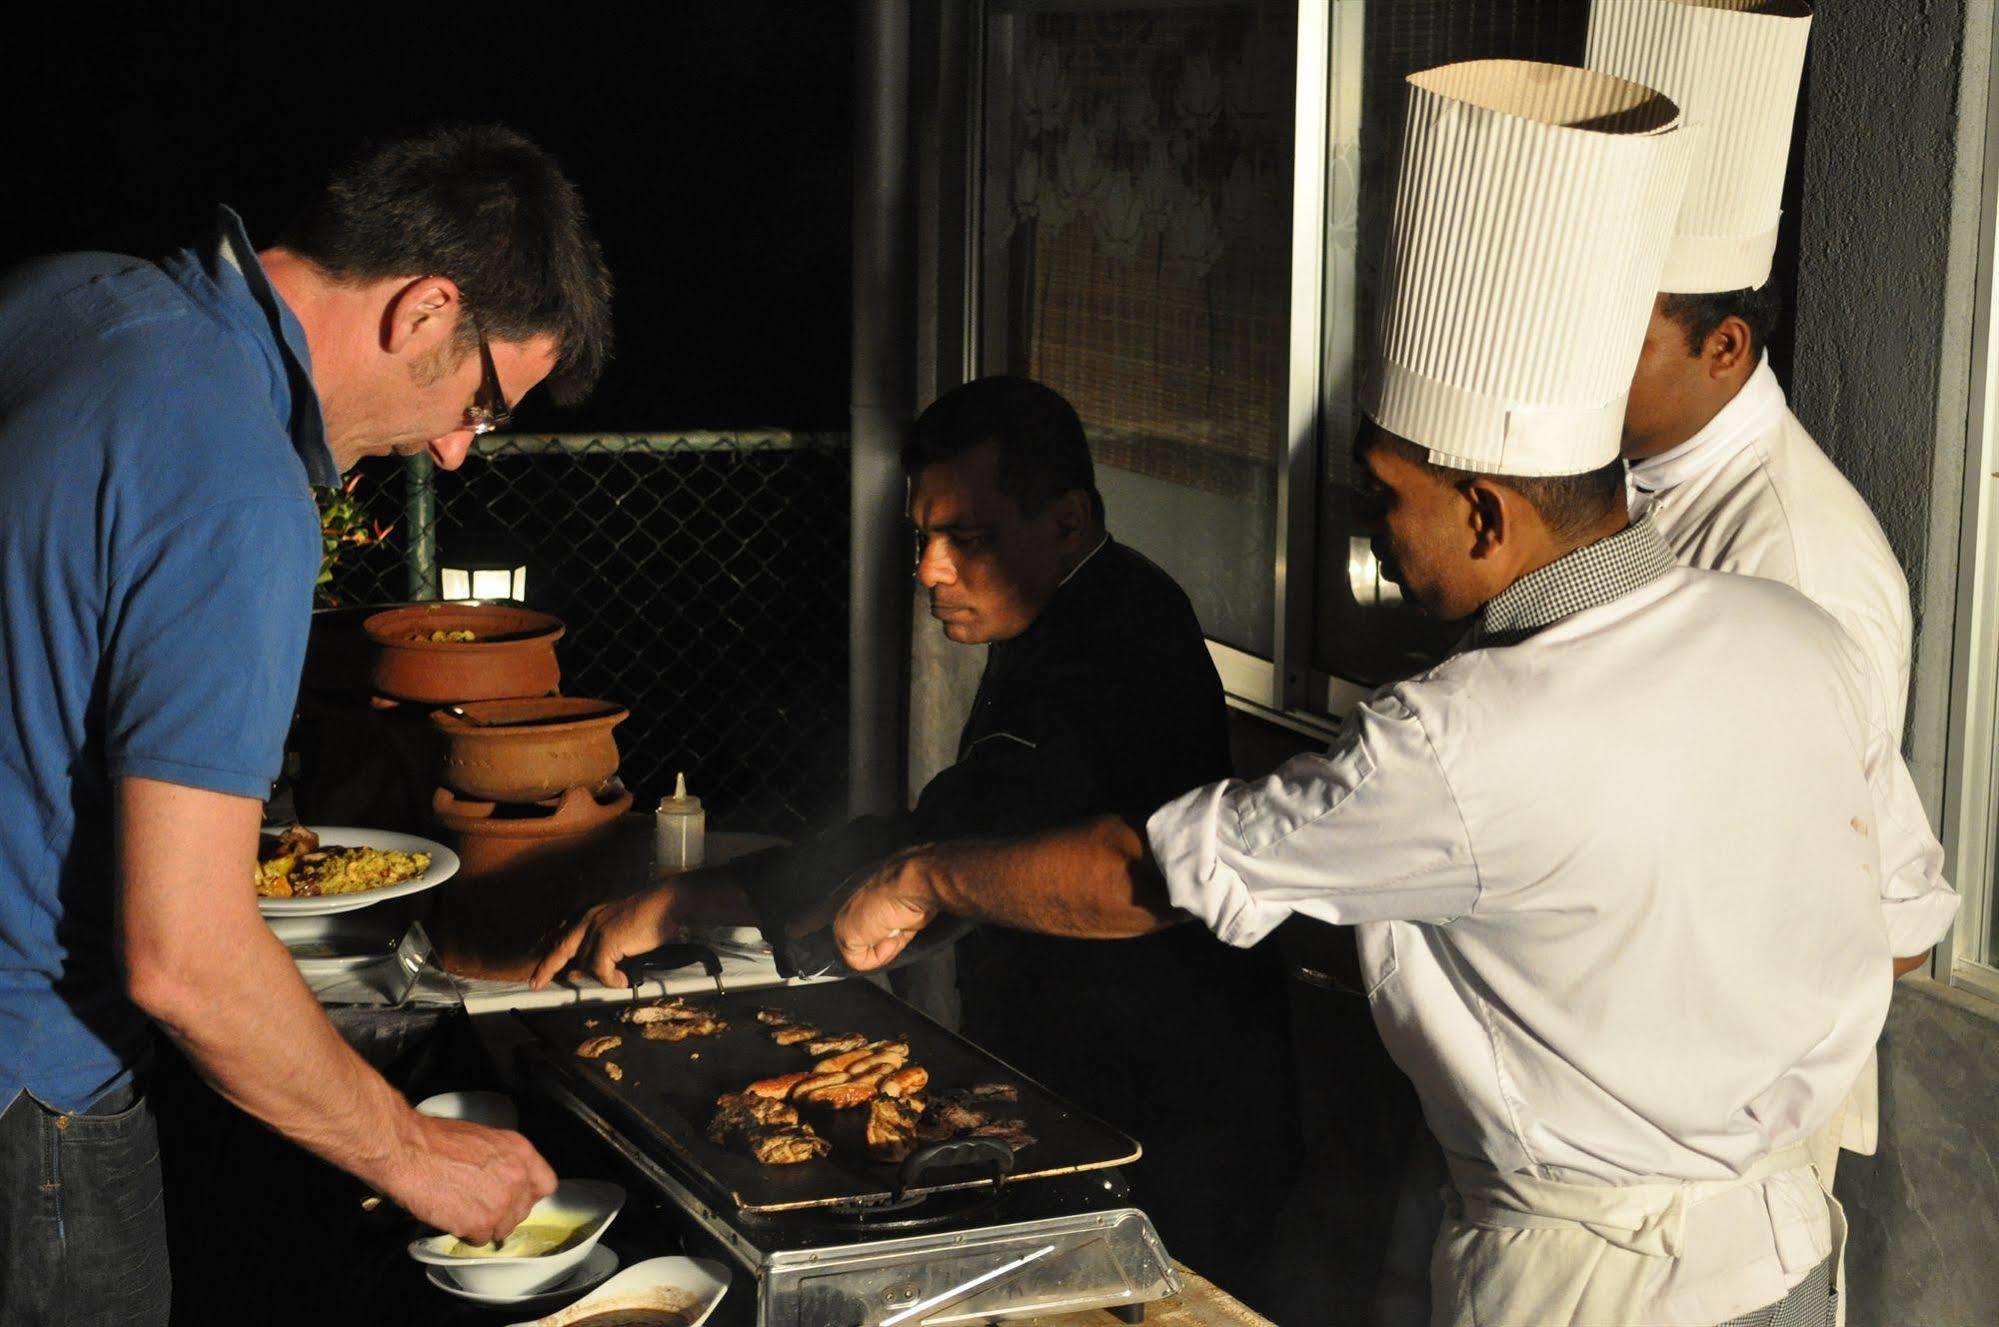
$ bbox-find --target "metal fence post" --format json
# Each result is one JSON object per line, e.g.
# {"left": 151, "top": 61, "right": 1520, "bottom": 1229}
{"left": 405, "top": 452, "right": 439, "bottom": 601}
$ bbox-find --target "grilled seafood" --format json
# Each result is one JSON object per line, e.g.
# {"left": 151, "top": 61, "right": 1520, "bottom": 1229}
{"left": 745, "top": 1071, "right": 813, "bottom": 1100}
{"left": 797, "top": 1078, "right": 881, "bottom": 1109}
{"left": 814, "top": 1047, "right": 876, "bottom": 1074}
{"left": 575, "top": 1034, "right": 624, "bottom": 1059}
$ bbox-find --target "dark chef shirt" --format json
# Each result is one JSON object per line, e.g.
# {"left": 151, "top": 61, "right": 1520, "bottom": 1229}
{"left": 738, "top": 535, "right": 1230, "bottom": 964}
{"left": 737, "top": 536, "right": 1299, "bottom": 1302}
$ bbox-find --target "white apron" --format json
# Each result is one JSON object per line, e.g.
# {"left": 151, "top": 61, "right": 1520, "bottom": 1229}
{"left": 1430, "top": 1147, "right": 1846, "bottom": 1327}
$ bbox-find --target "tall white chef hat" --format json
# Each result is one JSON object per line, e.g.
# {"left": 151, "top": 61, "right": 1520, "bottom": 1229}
{"left": 1586, "top": 0, "right": 1813, "bottom": 294}
{"left": 1361, "top": 60, "right": 1692, "bottom": 477}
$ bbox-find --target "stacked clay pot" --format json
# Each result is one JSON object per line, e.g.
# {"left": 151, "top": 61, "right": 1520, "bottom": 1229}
{"left": 304, "top": 601, "right": 637, "bottom": 980}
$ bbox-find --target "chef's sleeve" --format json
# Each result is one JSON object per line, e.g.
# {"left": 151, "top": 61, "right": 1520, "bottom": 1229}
{"left": 1865, "top": 740, "right": 1958, "bottom": 956}
{"left": 1146, "top": 689, "right": 1480, "bottom": 947}
{"left": 1825, "top": 615, "right": 1961, "bottom": 955}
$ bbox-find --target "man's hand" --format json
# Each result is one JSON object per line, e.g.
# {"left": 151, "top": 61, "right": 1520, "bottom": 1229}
{"left": 530, "top": 888, "right": 677, "bottom": 990}
{"left": 382, "top": 1114, "right": 558, "bottom": 1246}
{"left": 832, "top": 849, "right": 943, "bottom": 971}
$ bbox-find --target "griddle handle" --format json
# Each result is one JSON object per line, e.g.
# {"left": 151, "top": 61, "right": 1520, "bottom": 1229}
{"left": 625, "top": 940, "right": 725, "bottom": 986}
{"left": 894, "top": 1136, "right": 1015, "bottom": 1198}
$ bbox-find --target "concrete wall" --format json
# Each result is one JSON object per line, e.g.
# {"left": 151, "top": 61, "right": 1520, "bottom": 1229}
{"left": 1786, "top": 5, "right": 1999, "bottom": 1323}
{"left": 1789, "top": 0, "right": 1988, "bottom": 808}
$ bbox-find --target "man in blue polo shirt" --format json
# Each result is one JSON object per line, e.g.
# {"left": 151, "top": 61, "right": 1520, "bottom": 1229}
{"left": 0, "top": 124, "right": 614, "bottom": 1323}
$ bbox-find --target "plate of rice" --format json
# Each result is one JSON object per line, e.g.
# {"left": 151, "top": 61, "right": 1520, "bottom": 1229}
{"left": 256, "top": 825, "right": 460, "bottom": 917}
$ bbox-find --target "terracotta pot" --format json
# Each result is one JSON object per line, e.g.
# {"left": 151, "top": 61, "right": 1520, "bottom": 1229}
{"left": 431, "top": 697, "right": 627, "bottom": 803}
{"left": 428, "top": 782, "right": 639, "bottom": 980}
{"left": 362, "top": 604, "right": 564, "bottom": 705}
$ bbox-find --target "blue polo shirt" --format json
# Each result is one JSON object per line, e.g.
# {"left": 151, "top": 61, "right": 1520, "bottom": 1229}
{"left": 0, "top": 207, "right": 334, "bottom": 1111}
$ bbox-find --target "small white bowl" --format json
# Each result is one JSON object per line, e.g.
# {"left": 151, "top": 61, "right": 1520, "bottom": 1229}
{"left": 505, "top": 1255, "right": 730, "bottom": 1327}
{"left": 408, "top": 1178, "right": 625, "bottom": 1297}
{"left": 428, "top": 1243, "right": 619, "bottom": 1311}
{"left": 415, "top": 1090, "right": 519, "bottom": 1130}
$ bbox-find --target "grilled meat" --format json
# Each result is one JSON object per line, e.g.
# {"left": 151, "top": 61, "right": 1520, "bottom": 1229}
{"left": 805, "top": 1033, "right": 870, "bottom": 1056}
{"left": 754, "top": 1007, "right": 791, "bottom": 1025}
{"left": 574, "top": 1034, "right": 624, "bottom": 1059}
{"left": 641, "top": 1014, "right": 727, "bottom": 1041}
{"left": 815, "top": 1047, "right": 875, "bottom": 1073}
{"left": 880, "top": 1066, "right": 929, "bottom": 1099}
{"left": 602, "top": 1061, "right": 624, "bottom": 1081}
{"left": 865, "top": 1096, "right": 924, "bottom": 1162}
{"left": 623, "top": 998, "right": 697, "bottom": 1024}
{"left": 707, "top": 1092, "right": 802, "bottom": 1144}
{"left": 769, "top": 1024, "right": 820, "bottom": 1047}
{"left": 748, "top": 1128, "right": 831, "bottom": 1165}
{"left": 969, "top": 1119, "right": 1036, "bottom": 1150}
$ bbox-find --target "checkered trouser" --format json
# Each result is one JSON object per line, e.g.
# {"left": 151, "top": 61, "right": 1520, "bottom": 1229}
{"left": 1716, "top": 1257, "right": 1836, "bottom": 1327}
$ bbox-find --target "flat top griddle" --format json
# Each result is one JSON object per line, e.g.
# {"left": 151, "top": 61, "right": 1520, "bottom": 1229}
{"left": 515, "top": 979, "right": 1141, "bottom": 1215}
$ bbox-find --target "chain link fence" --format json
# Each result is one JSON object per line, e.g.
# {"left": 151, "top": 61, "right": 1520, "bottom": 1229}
{"left": 319, "top": 433, "right": 851, "bottom": 838}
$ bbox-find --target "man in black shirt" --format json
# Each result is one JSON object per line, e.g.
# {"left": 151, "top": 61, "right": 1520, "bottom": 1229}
{"left": 534, "top": 376, "right": 1295, "bottom": 1303}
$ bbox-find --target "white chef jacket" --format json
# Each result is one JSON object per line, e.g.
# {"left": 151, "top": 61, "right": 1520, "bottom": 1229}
{"left": 1627, "top": 357, "right": 1952, "bottom": 1168}
{"left": 1628, "top": 356, "right": 1912, "bottom": 745}
{"left": 1148, "top": 518, "right": 1957, "bottom": 1325}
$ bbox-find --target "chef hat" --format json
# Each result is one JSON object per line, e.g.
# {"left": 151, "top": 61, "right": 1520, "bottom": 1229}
{"left": 1361, "top": 60, "right": 1692, "bottom": 477}
{"left": 1586, "top": 0, "right": 1813, "bottom": 294}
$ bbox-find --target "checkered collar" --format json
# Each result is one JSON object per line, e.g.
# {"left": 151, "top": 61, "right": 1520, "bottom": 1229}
{"left": 1464, "top": 512, "right": 1676, "bottom": 649}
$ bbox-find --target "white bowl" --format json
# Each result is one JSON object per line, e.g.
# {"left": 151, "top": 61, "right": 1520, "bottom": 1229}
{"left": 408, "top": 1178, "right": 625, "bottom": 1297}
{"left": 505, "top": 1255, "right": 730, "bottom": 1327}
{"left": 414, "top": 1090, "right": 519, "bottom": 1130}
{"left": 428, "top": 1243, "right": 619, "bottom": 1311}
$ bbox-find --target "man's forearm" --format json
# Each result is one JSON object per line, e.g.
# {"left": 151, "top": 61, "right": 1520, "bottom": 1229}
{"left": 133, "top": 922, "right": 423, "bottom": 1191}
{"left": 118, "top": 777, "right": 422, "bottom": 1194}
{"left": 922, "top": 814, "right": 1181, "bottom": 939}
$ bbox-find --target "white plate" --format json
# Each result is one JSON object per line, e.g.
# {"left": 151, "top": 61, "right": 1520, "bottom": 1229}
{"left": 507, "top": 1255, "right": 729, "bottom": 1327}
{"left": 268, "top": 912, "right": 408, "bottom": 973}
{"left": 427, "top": 1243, "right": 618, "bottom": 1310}
{"left": 415, "top": 1091, "right": 519, "bottom": 1130}
{"left": 257, "top": 827, "right": 459, "bottom": 918}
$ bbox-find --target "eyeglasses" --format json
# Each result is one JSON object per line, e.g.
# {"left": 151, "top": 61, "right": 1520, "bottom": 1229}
{"left": 462, "top": 327, "right": 513, "bottom": 437}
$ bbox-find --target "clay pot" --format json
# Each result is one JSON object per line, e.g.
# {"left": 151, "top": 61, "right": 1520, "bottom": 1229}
{"left": 427, "top": 782, "right": 639, "bottom": 980}
{"left": 363, "top": 604, "right": 565, "bottom": 705}
{"left": 431, "top": 697, "right": 628, "bottom": 803}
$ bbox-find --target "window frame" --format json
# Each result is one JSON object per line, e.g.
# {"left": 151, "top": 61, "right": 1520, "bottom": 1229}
{"left": 1938, "top": 13, "right": 1999, "bottom": 1005}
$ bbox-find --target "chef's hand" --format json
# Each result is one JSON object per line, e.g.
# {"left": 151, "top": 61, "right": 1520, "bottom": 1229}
{"left": 832, "top": 849, "right": 943, "bottom": 971}
{"left": 530, "top": 889, "right": 676, "bottom": 990}
{"left": 387, "top": 1114, "right": 558, "bottom": 1247}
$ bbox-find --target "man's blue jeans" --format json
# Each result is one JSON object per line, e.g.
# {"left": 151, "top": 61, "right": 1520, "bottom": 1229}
{"left": 0, "top": 1082, "right": 170, "bottom": 1326}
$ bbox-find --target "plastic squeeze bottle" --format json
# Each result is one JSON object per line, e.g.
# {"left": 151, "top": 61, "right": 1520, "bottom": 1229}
{"left": 654, "top": 772, "right": 706, "bottom": 875}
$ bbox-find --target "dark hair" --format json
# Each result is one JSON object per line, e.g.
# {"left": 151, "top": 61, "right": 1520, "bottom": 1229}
{"left": 1485, "top": 459, "right": 1627, "bottom": 542}
{"left": 1659, "top": 280, "right": 1782, "bottom": 362}
{"left": 901, "top": 376, "right": 1105, "bottom": 523}
{"left": 279, "top": 124, "right": 613, "bottom": 405}
{"left": 1364, "top": 425, "right": 1624, "bottom": 543}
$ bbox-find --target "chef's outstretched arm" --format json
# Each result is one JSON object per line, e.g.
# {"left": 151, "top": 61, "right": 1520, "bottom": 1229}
{"left": 832, "top": 814, "right": 1182, "bottom": 970}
